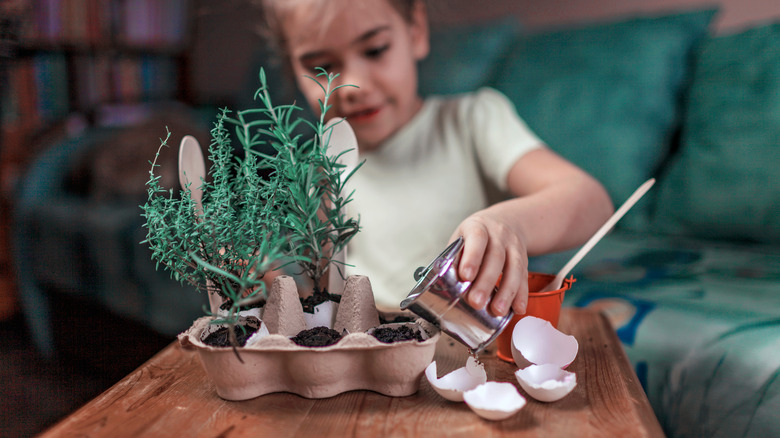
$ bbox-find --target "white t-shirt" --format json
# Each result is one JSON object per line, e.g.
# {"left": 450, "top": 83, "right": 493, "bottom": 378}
{"left": 344, "top": 87, "right": 543, "bottom": 309}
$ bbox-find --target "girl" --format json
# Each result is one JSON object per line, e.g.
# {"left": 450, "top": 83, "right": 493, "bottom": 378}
{"left": 259, "top": 0, "right": 614, "bottom": 316}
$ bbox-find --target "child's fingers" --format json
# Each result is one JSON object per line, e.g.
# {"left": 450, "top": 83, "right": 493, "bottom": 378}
{"left": 466, "top": 244, "right": 504, "bottom": 312}
{"left": 456, "top": 228, "right": 488, "bottom": 282}
{"left": 512, "top": 286, "right": 529, "bottom": 316}
{"left": 491, "top": 251, "right": 528, "bottom": 316}
{"left": 509, "top": 260, "right": 529, "bottom": 316}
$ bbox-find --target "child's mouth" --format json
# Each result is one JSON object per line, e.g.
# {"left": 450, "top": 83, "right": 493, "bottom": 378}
{"left": 346, "top": 107, "right": 380, "bottom": 122}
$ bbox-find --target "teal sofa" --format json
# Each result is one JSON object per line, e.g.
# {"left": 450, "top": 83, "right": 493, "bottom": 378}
{"left": 14, "top": 8, "right": 780, "bottom": 437}
{"left": 433, "top": 9, "right": 779, "bottom": 438}
{"left": 13, "top": 113, "right": 211, "bottom": 360}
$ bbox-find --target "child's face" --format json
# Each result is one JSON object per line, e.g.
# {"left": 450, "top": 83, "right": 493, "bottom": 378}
{"left": 281, "top": 0, "right": 429, "bottom": 151}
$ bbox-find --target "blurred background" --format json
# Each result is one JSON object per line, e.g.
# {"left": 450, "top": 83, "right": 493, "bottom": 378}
{"left": 1, "top": 0, "right": 779, "bottom": 436}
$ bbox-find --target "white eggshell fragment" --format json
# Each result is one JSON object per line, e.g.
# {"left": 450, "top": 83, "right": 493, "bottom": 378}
{"left": 303, "top": 300, "right": 338, "bottom": 329}
{"left": 463, "top": 382, "right": 526, "bottom": 421}
{"left": 515, "top": 364, "right": 577, "bottom": 402}
{"left": 244, "top": 321, "right": 270, "bottom": 347}
{"left": 425, "top": 356, "right": 487, "bottom": 402}
{"left": 241, "top": 307, "right": 263, "bottom": 320}
{"left": 510, "top": 316, "right": 578, "bottom": 368}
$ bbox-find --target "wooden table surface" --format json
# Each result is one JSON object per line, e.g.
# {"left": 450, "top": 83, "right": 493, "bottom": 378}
{"left": 41, "top": 308, "right": 664, "bottom": 437}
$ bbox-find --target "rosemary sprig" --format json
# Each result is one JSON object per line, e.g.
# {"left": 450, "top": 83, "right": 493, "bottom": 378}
{"left": 140, "top": 68, "right": 361, "bottom": 342}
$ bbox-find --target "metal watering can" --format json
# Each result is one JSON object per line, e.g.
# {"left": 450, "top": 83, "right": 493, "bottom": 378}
{"left": 400, "top": 236, "right": 514, "bottom": 354}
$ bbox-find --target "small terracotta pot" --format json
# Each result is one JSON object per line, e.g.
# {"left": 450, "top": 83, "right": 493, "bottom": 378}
{"left": 495, "top": 272, "right": 575, "bottom": 363}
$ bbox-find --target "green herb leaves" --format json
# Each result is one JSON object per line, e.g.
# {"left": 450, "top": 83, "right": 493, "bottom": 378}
{"left": 141, "top": 68, "right": 360, "bottom": 328}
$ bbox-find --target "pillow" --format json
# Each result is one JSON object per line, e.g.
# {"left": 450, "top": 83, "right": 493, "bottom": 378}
{"left": 653, "top": 23, "right": 780, "bottom": 243}
{"left": 418, "top": 18, "right": 520, "bottom": 96}
{"left": 489, "top": 10, "right": 716, "bottom": 229}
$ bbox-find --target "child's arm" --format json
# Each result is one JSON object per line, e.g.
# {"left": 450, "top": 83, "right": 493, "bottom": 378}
{"left": 452, "top": 147, "right": 614, "bottom": 317}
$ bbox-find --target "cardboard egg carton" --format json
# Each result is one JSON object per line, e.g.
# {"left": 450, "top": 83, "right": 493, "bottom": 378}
{"left": 179, "top": 275, "right": 439, "bottom": 400}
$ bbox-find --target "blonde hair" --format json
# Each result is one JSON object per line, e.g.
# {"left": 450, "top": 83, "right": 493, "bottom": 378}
{"left": 256, "top": 0, "right": 421, "bottom": 59}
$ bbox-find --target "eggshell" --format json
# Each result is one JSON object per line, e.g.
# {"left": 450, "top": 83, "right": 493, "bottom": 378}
{"left": 215, "top": 306, "right": 263, "bottom": 320}
{"left": 244, "top": 321, "right": 270, "bottom": 347}
{"left": 425, "top": 356, "right": 487, "bottom": 401}
{"left": 302, "top": 300, "right": 338, "bottom": 330}
{"left": 510, "top": 316, "right": 578, "bottom": 368}
{"left": 515, "top": 364, "right": 577, "bottom": 402}
{"left": 463, "top": 382, "right": 526, "bottom": 421}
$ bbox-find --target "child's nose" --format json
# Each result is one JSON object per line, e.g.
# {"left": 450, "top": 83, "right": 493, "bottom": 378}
{"left": 339, "top": 61, "right": 371, "bottom": 96}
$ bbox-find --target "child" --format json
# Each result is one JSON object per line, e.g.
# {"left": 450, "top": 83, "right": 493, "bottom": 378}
{"left": 258, "top": 0, "right": 614, "bottom": 316}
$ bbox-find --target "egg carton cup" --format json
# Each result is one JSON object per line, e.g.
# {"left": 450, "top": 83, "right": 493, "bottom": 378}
{"left": 179, "top": 275, "right": 440, "bottom": 400}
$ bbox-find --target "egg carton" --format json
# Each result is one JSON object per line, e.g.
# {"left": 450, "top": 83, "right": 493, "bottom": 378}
{"left": 179, "top": 275, "right": 439, "bottom": 400}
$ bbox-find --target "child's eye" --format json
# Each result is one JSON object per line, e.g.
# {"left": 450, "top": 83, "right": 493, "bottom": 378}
{"left": 304, "top": 62, "right": 334, "bottom": 74}
{"left": 365, "top": 44, "right": 389, "bottom": 59}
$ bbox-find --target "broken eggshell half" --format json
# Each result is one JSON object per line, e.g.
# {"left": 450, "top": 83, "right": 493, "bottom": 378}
{"left": 302, "top": 300, "right": 338, "bottom": 330}
{"left": 425, "top": 356, "right": 487, "bottom": 401}
{"left": 510, "top": 316, "right": 578, "bottom": 368}
{"left": 510, "top": 315, "right": 579, "bottom": 402}
{"left": 463, "top": 382, "right": 527, "bottom": 421}
{"left": 515, "top": 364, "right": 577, "bottom": 402}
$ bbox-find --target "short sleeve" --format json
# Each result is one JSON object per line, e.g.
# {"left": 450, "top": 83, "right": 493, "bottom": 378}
{"left": 465, "top": 87, "right": 544, "bottom": 191}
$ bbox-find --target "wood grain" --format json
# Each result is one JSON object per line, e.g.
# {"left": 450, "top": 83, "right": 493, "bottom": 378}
{"left": 40, "top": 308, "right": 664, "bottom": 437}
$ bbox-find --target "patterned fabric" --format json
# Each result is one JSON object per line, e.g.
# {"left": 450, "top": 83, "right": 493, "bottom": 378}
{"left": 529, "top": 230, "right": 780, "bottom": 437}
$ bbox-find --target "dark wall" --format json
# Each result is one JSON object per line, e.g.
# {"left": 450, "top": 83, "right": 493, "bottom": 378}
{"left": 188, "top": 0, "right": 780, "bottom": 108}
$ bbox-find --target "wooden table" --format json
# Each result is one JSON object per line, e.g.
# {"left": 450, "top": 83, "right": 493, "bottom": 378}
{"left": 40, "top": 308, "right": 664, "bottom": 437}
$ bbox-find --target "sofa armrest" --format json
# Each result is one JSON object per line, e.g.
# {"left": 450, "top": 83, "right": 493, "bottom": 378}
{"left": 12, "top": 129, "right": 119, "bottom": 357}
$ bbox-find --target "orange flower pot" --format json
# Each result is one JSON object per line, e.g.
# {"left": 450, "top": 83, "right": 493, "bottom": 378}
{"left": 495, "top": 272, "right": 575, "bottom": 363}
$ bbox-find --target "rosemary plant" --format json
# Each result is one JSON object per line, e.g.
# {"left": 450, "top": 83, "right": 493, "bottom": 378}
{"left": 253, "top": 68, "right": 361, "bottom": 290}
{"left": 141, "top": 68, "right": 361, "bottom": 345}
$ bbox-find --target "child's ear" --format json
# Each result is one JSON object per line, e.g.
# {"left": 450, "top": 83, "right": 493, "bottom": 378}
{"left": 409, "top": 0, "right": 430, "bottom": 61}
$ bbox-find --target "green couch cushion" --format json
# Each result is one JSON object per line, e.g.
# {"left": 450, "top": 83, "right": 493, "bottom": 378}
{"left": 490, "top": 10, "right": 716, "bottom": 229}
{"left": 418, "top": 18, "right": 520, "bottom": 96}
{"left": 653, "top": 23, "right": 780, "bottom": 244}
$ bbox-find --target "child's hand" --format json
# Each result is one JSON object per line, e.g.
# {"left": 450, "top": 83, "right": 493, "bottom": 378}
{"left": 451, "top": 211, "right": 529, "bottom": 317}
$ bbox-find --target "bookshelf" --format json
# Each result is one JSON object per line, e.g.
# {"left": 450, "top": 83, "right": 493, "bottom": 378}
{"left": 0, "top": 0, "right": 192, "bottom": 320}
